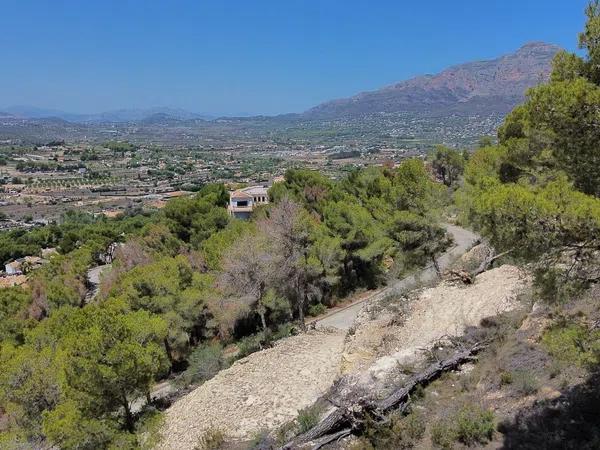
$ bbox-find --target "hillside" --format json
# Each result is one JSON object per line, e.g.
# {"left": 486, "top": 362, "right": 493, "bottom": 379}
{"left": 305, "top": 42, "right": 560, "bottom": 118}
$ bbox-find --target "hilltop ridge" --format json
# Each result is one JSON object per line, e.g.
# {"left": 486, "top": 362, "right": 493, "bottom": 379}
{"left": 305, "top": 42, "right": 561, "bottom": 118}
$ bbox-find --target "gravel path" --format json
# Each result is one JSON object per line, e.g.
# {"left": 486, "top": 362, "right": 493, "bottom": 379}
{"left": 351, "top": 265, "right": 530, "bottom": 381}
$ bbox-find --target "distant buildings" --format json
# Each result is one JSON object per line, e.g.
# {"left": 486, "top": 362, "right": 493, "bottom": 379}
{"left": 227, "top": 185, "right": 270, "bottom": 219}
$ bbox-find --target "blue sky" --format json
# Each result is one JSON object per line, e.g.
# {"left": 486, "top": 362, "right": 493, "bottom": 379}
{"left": 0, "top": 0, "right": 589, "bottom": 115}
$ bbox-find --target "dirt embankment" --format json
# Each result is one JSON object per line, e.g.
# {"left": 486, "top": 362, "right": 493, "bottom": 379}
{"left": 158, "top": 329, "right": 345, "bottom": 449}
{"left": 342, "top": 265, "right": 530, "bottom": 382}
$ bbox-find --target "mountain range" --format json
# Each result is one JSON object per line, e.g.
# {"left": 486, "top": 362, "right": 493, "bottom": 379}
{"left": 0, "top": 106, "right": 214, "bottom": 123}
{"left": 305, "top": 42, "right": 561, "bottom": 118}
{"left": 1, "top": 42, "right": 561, "bottom": 125}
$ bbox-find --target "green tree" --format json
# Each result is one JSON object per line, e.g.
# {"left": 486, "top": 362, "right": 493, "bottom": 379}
{"left": 44, "top": 301, "right": 168, "bottom": 433}
{"left": 430, "top": 145, "right": 466, "bottom": 187}
{"left": 388, "top": 211, "right": 452, "bottom": 277}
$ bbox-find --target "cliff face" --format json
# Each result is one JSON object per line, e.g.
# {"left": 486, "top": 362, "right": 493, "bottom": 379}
{"left": 306, "top": 42, "right": 561, "bottom": 118}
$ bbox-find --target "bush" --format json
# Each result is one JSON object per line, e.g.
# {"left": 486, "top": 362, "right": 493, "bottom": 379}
{"left": 387, "top": 413, "right": 426, "bottom": 448}
{"left": 431, "top": 422, "right": 456, "bottom": 449}
{"left": 308, "top": 303, "right": 327, "bottom": 317}
{"left": 248, "top": 429, "right": 272, "bottom": 449}
{"left": 431, "top": 405, "right": 495, "bottom": 448}
{"left": 135, "top": 409, "right": 164, "bottom": 450}
{"left": 275, "top": 421, "right": 297, "bottom": 447}
{"left": 346, "top": 437, "right": 375, "bottom": 450}
{"left": 455, "top": 405, "right": 495, "bottom": 446}
{"left": 179, "top": 343, "right": 225, "bottom": 387}
{"left": 542, "top": 322, "right": 600, "bottom": 368}
{"left": 500, "top": 371, "right": 513, "bottom": 386}
{"left": 352, "top": 412, "right": 427, "bottom": 449}
{"left": 195, "top": 427, "right": 225, "bottom": 450}
{"left": 236, "top": 332, "right": 269, "bottom": 358}
{"left": 297, "top": 404, "right": 323, "bottom": 434}
{"left": 512, "top": 370, "right": 540, "bottom": 395}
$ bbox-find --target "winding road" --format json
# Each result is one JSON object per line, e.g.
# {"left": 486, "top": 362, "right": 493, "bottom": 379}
{"left": 314, "top": 224, "right": 479, "bottom": 330}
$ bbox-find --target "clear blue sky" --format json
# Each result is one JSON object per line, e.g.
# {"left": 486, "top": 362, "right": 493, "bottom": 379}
{"left": 1, "top": 0, "right": 589, "bottom": 115}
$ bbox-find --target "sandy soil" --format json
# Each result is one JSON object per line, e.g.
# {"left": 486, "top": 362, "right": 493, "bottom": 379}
{"left": 344, "top": 265, "right": 530, "bottom": 382}
{"left": 158, "top": 329, "right": 345, "bottom": 449}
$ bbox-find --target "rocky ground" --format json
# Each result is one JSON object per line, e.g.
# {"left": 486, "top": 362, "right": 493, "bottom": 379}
{"left": 342, "top": 265, "right": 529, "bottom": 382}
{"left": 158, "top": 329, "right": 345, "bottom": 449}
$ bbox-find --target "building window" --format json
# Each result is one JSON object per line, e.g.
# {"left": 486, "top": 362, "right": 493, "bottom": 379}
{"left": 237, "top": 200, "right": 248, "bottom": 207}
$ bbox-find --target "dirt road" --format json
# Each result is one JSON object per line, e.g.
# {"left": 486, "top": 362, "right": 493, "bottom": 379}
{"left": 316, "top": 223, "right": 479, "bottom": 330}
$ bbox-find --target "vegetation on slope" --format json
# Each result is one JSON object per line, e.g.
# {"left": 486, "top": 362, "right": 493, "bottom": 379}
{"left": 0, "top": 158, "right": 451, "bottom": 448}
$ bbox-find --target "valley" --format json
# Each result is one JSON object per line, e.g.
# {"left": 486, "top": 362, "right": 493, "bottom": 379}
{"left": 2, "top": 2, "right": 600, "bottom": 450}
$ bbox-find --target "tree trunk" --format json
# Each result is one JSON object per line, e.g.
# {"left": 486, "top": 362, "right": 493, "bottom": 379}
{"left": 121, "top": 392, "right": 134, "bottom": 432}
{"left": 282, "top": 343, "right": 484, "bottom": 449}
{"left": 298, "top": 295, "right": 306, "bottom": 331}
{"left": 164, "top": 338, "right": 174, "bottom": 371}
{"left": 258, "top": 309, "right": 268, "bottom": 331}
{"left": 431, "top": 255, "right": 442, "bottom": 279}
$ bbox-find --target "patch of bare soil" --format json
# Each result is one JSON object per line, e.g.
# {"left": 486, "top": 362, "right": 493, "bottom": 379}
{"left": 158, "top": 329, "right": 345, "bottom": 449}
{"left": 343, "top": 265, "right": 530, "bottom": 383}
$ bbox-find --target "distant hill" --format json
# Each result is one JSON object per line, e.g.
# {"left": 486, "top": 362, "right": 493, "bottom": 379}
{"left": 2, "top": 106, "right": 214, "bottom": 123}
{"left": 305, "top": 42, "right": 561, "bottom": 118}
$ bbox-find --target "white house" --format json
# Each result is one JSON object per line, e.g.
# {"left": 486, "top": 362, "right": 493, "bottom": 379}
{"left": 227, "top": 185, "right": 270, "bottom": 219}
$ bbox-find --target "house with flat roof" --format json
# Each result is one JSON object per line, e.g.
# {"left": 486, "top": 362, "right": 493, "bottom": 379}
{"left": 227, "top": 185, "right": 269, "bottom": 219}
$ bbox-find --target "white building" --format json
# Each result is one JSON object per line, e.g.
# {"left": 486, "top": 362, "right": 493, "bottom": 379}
{"left": 227, "top": 185, "right": 269, "bottom": 219}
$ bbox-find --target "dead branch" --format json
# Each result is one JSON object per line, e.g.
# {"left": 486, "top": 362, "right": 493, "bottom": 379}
{"left": 281, "top": 343, "right": 485, "bottom": 449}
{"left": 446, "top": 247, "right": 514, "bottom": 285}
{"left": 445, "top": 269, "right": 474, "bottom": 284}
{"left": 304, "top": 429, "right": 352, "bottom": 450}
{"left": 472, "top": 248, "right": 513, "bottom": 277}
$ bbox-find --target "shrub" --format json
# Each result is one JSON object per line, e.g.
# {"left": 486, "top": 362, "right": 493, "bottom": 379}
{"left": 454, "top": 405, "right": 495, "bottom": 446}
{"left": 431, "top": 405, "right": 495, "bottom": 448}
{"left": 297, "top": 404, "right": 322, "bottom": 434}
{"left": 179, "top": 343, "right": 224, "bottom": 387}
{"left": 272, "top": 323, "right": 294, "bottom": 341}
{"left": 389, "top": 413, "right": 426, "bottom": 448}
{"left": 548, "top": 361, "right": 562, "bottom": 379}
{"left": 195, "top": 427, "right": 225, "bottom": 450}
{"left": 542, "top": 322, "right": 600, "bottom": 368}
{"left": 512, "top": 370, "right": 539, "bottom": 395}
{"left": 135, "top": 409, "right": 164, "bottom": 450}
{"left": 500, "top": 371, "right": 513, "bottom": 386}
{"left": 248, "top": 429, "right": 272, "bottom": 449}
{"left": 308, "top": 303, "right": 327, "bottom": 317}
{"left": 236, "top": 332, "right": 269, "bottom": 358}
{"left": 431, "top": 422, "right": 456, "bottom": 449}
{"left": 346, "top": 437, "right": 375, "bottom": 450}
{"left": 275, "top": 421, "right": 297, "bottom": 447}
{"left": 362, "top": 412, "right": 425, "bottom": 449}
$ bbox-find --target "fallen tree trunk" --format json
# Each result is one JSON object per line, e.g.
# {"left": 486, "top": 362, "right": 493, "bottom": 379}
{"left": 472, "top": 248, "right": 513, "bottom": 277}
{"left": 282, "top": 343, "right": 485, "bottom": 449}
{"left": 446, "top": 247, "right": 513, "bottom": 284}
{"left": 376, "top": 343, "right": 483, "bottom": 412}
